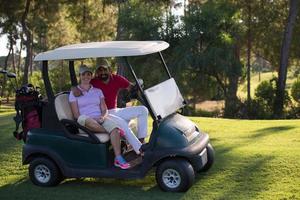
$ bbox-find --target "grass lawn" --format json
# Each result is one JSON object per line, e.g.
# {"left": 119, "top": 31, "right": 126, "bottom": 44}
{"left": 0, "top": 113, "right": 300, "bottom": 200}
{"left": 0, "top": 105, "right": 15, "bottom": 116}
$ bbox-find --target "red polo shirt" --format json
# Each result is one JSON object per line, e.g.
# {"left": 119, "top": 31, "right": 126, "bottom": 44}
{"left": 90, "top": 74, "right": 130, "bottom": 109}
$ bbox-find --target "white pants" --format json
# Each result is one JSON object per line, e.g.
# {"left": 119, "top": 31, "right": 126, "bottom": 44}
{"left": 108, "top": 106, "right": 148, "bottom": 154}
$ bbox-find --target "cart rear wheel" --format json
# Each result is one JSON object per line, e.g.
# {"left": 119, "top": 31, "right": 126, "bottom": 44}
{"left": 156, "top": 159, "right": 195, "bottom": 192}
{"left": 29, "top": 157, "right": 62, "bottom": 186}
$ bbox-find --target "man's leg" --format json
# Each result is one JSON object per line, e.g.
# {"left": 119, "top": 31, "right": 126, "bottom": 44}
{"left": 109, "top": 106, "right": 148, "bottom": 140}
{"left": 108, "top": 114, "right": 142, "bottom": 154}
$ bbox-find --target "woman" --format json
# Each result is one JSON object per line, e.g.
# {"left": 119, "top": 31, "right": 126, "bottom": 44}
{"left": 69, "top": 65, "right": 130, "bottom": 169}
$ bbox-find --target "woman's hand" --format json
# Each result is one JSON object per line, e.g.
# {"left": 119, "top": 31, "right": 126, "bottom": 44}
{"left": 98, "top": 116, "right": 105, "bottom": 124}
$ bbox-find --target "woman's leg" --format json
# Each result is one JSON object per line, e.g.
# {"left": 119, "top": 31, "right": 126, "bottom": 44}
{"left": 81, "top": 117, "right": 129, "bottom": 169}
{"left": 84, "top": 118, "right": 107, "bottom": 132}
{"left": 110, "top": 128, "right": 130, "bottom": 169}
{"left": 110, "top": 128, "right": 121, "bottom": 156}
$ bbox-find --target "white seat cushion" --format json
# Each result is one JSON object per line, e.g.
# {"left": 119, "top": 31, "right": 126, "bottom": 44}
{"left": 78, "top": 133, "right": 110, "bottom": 143}
{"left": 55, "top": 93, "right": 109, "bottom": 143}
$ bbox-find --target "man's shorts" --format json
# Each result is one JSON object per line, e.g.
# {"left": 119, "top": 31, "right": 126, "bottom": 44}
{"left": 77, "top": 115, "right": 119, "bottom": 133}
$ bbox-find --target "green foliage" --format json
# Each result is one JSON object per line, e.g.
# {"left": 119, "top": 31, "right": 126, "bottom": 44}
{"left": 67, "top": 0, "right": 116, "bottom": 42}
{"left": 175, "top": 0, "right": 243, "bottom": 116}
{"left": 255, "top": 80, "right": 276, "bottom": 107}
{"left": 49, "top": 63, "right": 72, "bottom": 94}
{"left": 29, "top": 71, "right": 45, "bottom": 96}
{"left": 118, "top": 0, "right": 168, "bottom": 40}
{"left": 244, "top": 78, "right": 290, "bottom": 119}
{"left": 291, "top": 79, "right": 300, "bottom": 103}
{"left": 1, "top": 0, "right": 300, "bottom": 119}
{"left": 29, "top": 63, "right": 72, "bottom": 97}
{"left": 242, "top": 99, "right": 273, "bottom": 119}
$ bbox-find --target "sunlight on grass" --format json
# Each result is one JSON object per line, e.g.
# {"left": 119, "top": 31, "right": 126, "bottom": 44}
{"left": 0, "top": 105, "right": 15, "bottom": 116}
{"left": 0, "top": 114, "right": 300, "bottom": 199}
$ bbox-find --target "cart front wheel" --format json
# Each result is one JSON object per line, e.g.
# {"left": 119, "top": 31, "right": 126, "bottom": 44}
{"left": 156, "top": 159, "right": 195, "bottom": 192}
{"left": 29, "top": 157, "right": 62, "bottom": 186}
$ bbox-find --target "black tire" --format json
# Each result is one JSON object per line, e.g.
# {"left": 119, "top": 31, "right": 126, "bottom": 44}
{"left": 29, "top": 157, "right": 62, "bottom": 187}
{"left": 200, "top": 143, "right": 215, "bottom": 172}
{"left": 156, "top": 159, "right": 195, "bottom": 192}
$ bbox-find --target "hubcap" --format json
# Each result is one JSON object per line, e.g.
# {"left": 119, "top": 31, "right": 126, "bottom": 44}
{"left": 162, "top": 169, "right": 181, "bottom": 188}
{"left": 34, "top": 164, "right": 51, "bottom": 183}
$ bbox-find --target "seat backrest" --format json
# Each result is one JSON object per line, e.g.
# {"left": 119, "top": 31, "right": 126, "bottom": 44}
{"left": 54, "top": 93, "right": 110, "bottom": 143}
{"left": 55, "top": 93, "right": 74, "bottom": 120}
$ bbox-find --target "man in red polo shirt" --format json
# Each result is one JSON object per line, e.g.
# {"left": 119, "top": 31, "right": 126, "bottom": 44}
{"left": 91, "top": 60, "right": 148, "bottom": 145}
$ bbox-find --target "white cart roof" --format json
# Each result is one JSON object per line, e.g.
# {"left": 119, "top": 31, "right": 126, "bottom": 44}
{"left": 34, "top": 41, "right": 169, "bottom": 61}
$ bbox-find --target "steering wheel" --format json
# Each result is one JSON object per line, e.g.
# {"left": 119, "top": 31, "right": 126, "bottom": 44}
{"left": 123, "top": 79, "right": 144, "bottom": 104}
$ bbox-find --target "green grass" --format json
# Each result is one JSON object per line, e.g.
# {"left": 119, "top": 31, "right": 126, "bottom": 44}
{"left": 0, "top": 114, "right": 300, "bottom": 200}
{"left": 0, "top": 105, "right": 15, "bottom": 116}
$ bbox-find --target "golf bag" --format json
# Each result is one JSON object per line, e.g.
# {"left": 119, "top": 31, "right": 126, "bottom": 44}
{"left": 13, "top": 84, "right": 42, "bottom": 142}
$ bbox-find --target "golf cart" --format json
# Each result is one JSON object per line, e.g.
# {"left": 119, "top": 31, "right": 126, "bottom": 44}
{"left": 22, "top": 41, "right": 214, "bottom": 192}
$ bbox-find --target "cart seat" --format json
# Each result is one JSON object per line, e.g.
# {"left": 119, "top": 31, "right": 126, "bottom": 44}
{"left": 54, "top": 93, "right": 109, "bottom": 143}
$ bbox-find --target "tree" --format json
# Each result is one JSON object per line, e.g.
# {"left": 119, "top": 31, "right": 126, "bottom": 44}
{"left": 0, "top": 0, "right": 21, "bottom": 97}
{"left": 20, "top": 0, "right": 32, "bottom": 85}
{"left": 179, "top": 0, "right": 243, "bottom": 117}
{"left": 274, "top": 0, "right": 299, "bottom": 118}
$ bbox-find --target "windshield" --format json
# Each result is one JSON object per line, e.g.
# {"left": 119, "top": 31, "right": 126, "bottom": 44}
{"left": 144, "top": 78, "right": 185, "bottom": 119}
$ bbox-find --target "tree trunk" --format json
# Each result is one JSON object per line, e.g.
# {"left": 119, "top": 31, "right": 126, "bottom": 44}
{"left": 29, "top": 32, "right": 33, "bottom": 75}
{"left": 224, "top": 74, "right": 239, "bottom": 118}
{"left": 224, "top": 37, "right": 241, "bottom": 118}
{"left": 11, "top": 43, "right": 16, "bottom": 75}
{"left": 273, "top": 0, "right": 299, "bottom": 118}
{"left": 21, "top": 0, "right": 32, "bottom": 85}
{"left": 246, "top": 0, "right": 252, "bottom": 114}
{"left": 17, "top": 33, "right": 23, "bottom": 77}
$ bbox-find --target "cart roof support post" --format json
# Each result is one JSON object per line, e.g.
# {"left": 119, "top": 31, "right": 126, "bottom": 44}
{"left": 69, "top": 60, "right": 77, "bottom": 86}
{"left": 158, "top": 52, "right": 172, "bottom": 78}
{"left": 42, "top": 61, "right": 54, "bottom": 102}
{"left": 123, "top": 57, "right": 158, "bottom": 122}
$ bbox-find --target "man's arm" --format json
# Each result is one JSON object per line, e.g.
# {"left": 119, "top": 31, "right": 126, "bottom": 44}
{"left": 126, "top": 82, "right": 134, "bottom": 91}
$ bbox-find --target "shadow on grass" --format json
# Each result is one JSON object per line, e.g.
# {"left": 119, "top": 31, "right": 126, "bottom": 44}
{"left": 0, "top": 175, "right": 184, "bottom": 200}
{"left": 190, "top": 143, "right": 275, "bottom": 199}
{"left": 250, "top": 125, "right": 295, "bottom": 138}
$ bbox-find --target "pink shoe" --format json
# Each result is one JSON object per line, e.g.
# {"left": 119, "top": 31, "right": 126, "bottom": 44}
{"left": 114, "top": 156, "right": 130, "bottom": 169}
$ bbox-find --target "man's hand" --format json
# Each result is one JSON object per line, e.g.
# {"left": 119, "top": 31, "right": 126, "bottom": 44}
{"left": 71, "top": 86, "right": 82, "bottom": 97}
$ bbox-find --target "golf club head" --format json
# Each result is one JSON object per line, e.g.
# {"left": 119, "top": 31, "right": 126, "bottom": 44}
{"left": 7, "top": 72, "right": 17, "bottom": 78}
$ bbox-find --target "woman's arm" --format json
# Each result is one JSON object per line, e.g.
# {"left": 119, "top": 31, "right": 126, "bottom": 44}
{"left": 70, "top": 101, "right": 80, "bottom": 119}
{"left": 99, "top": 98, "right": 108, "bottom": 120}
